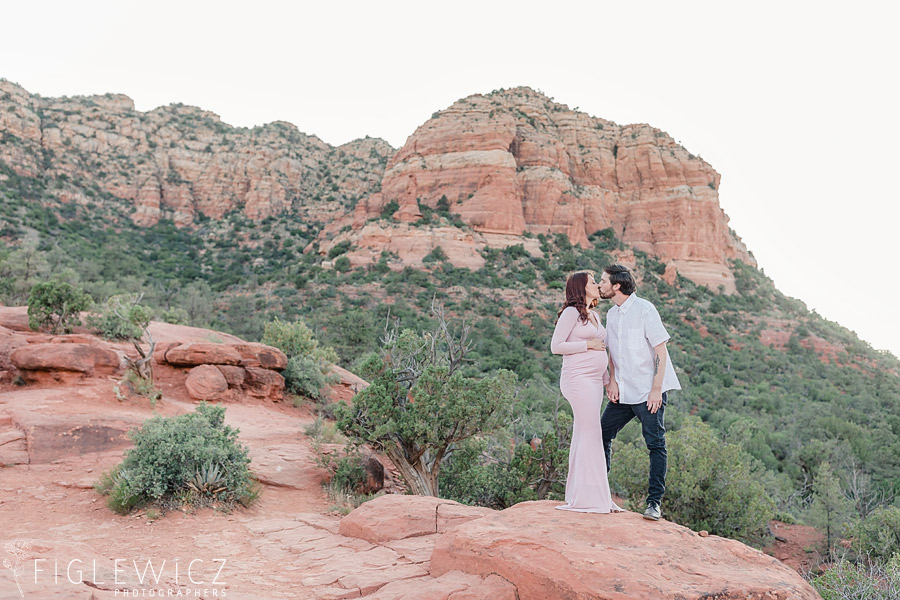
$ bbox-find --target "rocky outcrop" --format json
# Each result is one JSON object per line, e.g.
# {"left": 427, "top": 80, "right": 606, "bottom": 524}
{"left": 232, "top": 342, "right": 289, "bottom": 370}
{"left": 316, "top": 220, "right": 546, "bottom": 272}
{"left": 157, "top": 341, "right": 287, "bottom": 402}
{"left": 328, "top": 495, "right": 818, "bottom": 599}
{"left": 330, "top": 364, "right": 370, "bottom": 404}
{"left": 10, "top": 342, "right": 121, "bottom": 383}
{"left": 0, "top": 79, "right": 393, "bottom": 228}
{"left": 0, "top": 307, "right": 288, "bottom": 402}
{"left": 320, "top": 87, "right": 753, "bottom": 291}
{"left": 429, "top": 500, "right": 819, "bottom": 600}
{"left": 2, "top": 81, "right": 755, "bottom": 290}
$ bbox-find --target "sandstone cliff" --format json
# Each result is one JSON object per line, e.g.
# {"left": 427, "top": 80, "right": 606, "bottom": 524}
{"left": 0, "top": 79, "right": 392, "bottom": 228}
{"left": 322, "top": 87, "right": 754, "bottom": 291}
{"left": 1, "top": 80, "right": 752, "bottom": 290}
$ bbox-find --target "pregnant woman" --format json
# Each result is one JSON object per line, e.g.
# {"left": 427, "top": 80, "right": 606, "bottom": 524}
{"left": 550, "top": 271, "right": 621, "bottom": 513}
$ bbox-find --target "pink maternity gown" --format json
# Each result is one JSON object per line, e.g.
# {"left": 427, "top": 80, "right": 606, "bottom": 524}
{"left": 550, "top": 306, "right": 621, "bottom": 513}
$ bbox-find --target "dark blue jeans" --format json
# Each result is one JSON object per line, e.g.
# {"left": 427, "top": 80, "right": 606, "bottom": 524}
{"left": 600, "top": 392, "right": 667, "bottom": 506}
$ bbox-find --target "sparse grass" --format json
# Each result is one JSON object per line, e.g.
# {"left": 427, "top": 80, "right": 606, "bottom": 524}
{"left": 325, "top": 482, "right": 380, "bottom": 515}
{"left": 144, "top": 508, "right": 161, "bottom": 521}
{"left": 113, "top": 370, "right": 162, "bottom": 403}
{"left": 304, "top": 416, "right": 343, "bottom": 444}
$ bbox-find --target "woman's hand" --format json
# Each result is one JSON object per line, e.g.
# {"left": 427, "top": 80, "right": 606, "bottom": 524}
{"left": 587, "top": 338, "right": 606, "bottom": 351}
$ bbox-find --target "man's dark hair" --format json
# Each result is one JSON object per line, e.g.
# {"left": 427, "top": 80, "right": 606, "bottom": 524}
{"left": 604, "top": 264, "right": 636, "bottom": 295}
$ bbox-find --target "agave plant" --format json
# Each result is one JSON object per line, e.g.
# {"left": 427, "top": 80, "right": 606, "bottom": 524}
{"left": 187, "top": 463, "right": 227, "bottom": 496}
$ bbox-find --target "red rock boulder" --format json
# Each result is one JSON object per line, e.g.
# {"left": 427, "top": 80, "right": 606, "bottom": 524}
{"left": 10, "top": 342, "right": 120, "bottom": 383}
{"left": 184, "top": 364, "right": 229, "bottom": 400}
{"left": 231, "top": 343, "right": 288, "bottom": 370}
{"left": 216, "top": 365, "right": 246, "bottom": 387}
{"left": 243, "top": 367, "right": 285, "bottom": 401}
{"left": 339, "top": 494, "right": 492, "bottom": 544}
{"left": 164, "top": 342, "right": 242, "bottom": 366}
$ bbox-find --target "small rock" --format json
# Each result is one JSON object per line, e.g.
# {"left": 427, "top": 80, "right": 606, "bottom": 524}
{"left": 361, "top": 456, "right": 385, "bottom": 494}
{"left": 699, "top": 530, "right": 709, "bottom": 537}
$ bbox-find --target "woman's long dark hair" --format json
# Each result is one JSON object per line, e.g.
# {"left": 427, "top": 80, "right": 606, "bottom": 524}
{"left": 556, "top": 271, "right": 594, "bottom": 325}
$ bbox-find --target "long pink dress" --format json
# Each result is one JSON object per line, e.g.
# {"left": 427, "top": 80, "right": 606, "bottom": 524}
{"left": 550, "top": 306, "right": 621, "bottom": 513}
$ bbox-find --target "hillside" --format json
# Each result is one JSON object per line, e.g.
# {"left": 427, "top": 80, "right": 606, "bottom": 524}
{"left": 0, "top": 310, "right": 818, "bottom": 598}
{"left": 1, "top": 80, "right": 898, "bottom": 529}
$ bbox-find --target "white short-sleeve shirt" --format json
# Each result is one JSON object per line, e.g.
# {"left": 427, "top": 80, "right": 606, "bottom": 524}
{"left": 605, "top": 294, "right": 681, "bottom": 404}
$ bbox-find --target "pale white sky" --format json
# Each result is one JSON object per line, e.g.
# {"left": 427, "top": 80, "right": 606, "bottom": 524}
{"left": 2, "top": 1, "right": 899, "bottom": 358}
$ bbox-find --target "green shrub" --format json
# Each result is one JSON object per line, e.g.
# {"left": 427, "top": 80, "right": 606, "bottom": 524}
{"left": 88, "top": 294, "right": 152, "bottom": 340}
{"left": 262, "top": 318, "right": 338, "bottom": 401}
{"left": 261, "top": 318, "right": 338, "bottom": 364}
{"left": 283, "top": 355, "right": 329, "bottom": 400}
{"left": 440, "top": 438, "right": 529, "bottom": 508}
{"left": 331, "top": 454, "right": 366, "bottom": 494}
{"left": 852, "top": 506, "right": 900, "bottom": 561}
{"left": 113, "top": 370, "right": 162, "bottom": 402}
{"left": 98, "top": 404, "right": 254, "bottom": 514}
{"left": 27, "top": 280, "right": 92, "bottom": 333}
{"left": 807, "top": 461, "right": 856, "bottom": 554}
{"left": 336, "top": 320, "right": 517, "bottom": 496}
{"left": 810, "top": 554, "right": 900, "bottom": 600}
{"left": 334, "top": 256, "right": 351, "bottom": 272}
{"left": 441, "top": 413, "right": 572, "bottom": 509}
{"left": 161, "top": 307, "right": 189, "bottom": 325}
{"left": 381, "top": 200, "right": 399, "bottom": 219}
{"left": 423, "top": 246, "right": 448, "bottom": 263}
{"left": 328, "top": 241, "right": 352, "bottom": 259}
{"left": 610, "top": 417, "right": 775, "bottom": 543}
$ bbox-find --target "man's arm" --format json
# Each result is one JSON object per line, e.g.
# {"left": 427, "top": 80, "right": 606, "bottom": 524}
{"left": 647, "top": 342, "right": 667, "bottom": 414}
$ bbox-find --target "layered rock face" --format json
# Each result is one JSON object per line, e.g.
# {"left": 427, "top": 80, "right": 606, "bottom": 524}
{"left": 1, "top": 80, "right": 753, "bottom": 290}
{"left": 0, "top": 80, "right": 392, "bottom": 227}
{"left": 328, "top": 87, "right": 753, "bottom": 290}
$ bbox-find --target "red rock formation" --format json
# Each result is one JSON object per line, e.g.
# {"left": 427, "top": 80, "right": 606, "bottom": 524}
{"left": 164, "top": 342, "right": 243, "bottom": 366}
{"left": 232, "top": 342, "right": 288, "bottom": 370}
{"left": 321, "top": 87, "right": 753, "bottom": 291}
{"left": 0, "top": 307, "right": 289, "bottom": 403}
{"left": 430, "top": 500, "right": 819, "bottom": 600}
{"left": 329, "top": 364, "right": 370, "bottom": 403}
{"left": 0, "top": 80, "right": 393, "bottom": 228}
{"left": 243, "top": 366, "right": 286, "bottom": 400}
{"left": 10, "top": 342, "right": 121, "bottom": 383}
{"left": 2, "top": 81, "right": 754, "bottom": 290}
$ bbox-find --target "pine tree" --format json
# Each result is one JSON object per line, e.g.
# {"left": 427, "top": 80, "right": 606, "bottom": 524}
{"left": 808, "top": 461, "right": 855, "bottom": 556}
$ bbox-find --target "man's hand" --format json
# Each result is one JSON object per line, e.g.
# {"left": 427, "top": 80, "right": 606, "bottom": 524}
{"left": 647, "top": 389, "right": 663, "bottom": 414}
{"left": 606, "top": 380, "right": 619, "bottom": 403}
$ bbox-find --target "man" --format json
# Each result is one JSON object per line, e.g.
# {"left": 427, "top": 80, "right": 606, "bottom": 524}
{"left": 598, "top": 264, "right": 680, "bottom": 521}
